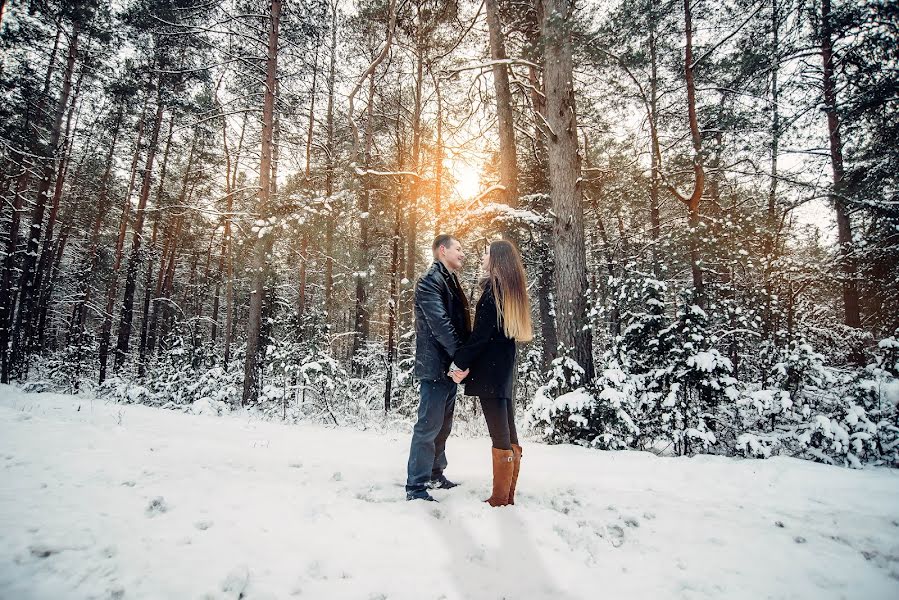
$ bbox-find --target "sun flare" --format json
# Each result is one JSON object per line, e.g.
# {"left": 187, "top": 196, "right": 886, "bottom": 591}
{"left": 446, "top": 158, "right": 481, "bottom": 200}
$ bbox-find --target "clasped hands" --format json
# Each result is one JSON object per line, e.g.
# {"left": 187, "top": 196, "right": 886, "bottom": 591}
{"left": 448, "top": 367, "right": 469, "bottom": 384}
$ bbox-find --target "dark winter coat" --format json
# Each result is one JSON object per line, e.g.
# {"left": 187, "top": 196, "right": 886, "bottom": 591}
{"left": 453, "top": 282, "right": 516, "bottom": 398}
{"left": 413, "top": 261, "right": 472, "bottom": 381}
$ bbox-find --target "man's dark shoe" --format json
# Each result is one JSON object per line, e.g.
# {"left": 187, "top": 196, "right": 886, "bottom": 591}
{"left": 428, "top": 474, "right": 459, "bottom": 490}
{"left": 406, "top": 489, "right": 438, "bottom": 502}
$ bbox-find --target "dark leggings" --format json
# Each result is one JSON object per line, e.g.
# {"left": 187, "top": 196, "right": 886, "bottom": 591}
{"left": 479, "top": 397, "right": 518, "bottom": 450}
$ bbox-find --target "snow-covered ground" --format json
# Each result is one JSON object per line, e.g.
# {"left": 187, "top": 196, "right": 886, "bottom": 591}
{"left": 2, "top": 384, "right": 898, "bottom": 600}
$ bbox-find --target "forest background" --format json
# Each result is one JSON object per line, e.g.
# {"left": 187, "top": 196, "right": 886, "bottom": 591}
{"left": 0, "top": 0, "right": 896, "bottom": 467}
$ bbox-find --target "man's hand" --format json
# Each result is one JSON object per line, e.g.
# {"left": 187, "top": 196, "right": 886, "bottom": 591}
{"left": 448, "top": 368, "right": 469, "bottom": 383}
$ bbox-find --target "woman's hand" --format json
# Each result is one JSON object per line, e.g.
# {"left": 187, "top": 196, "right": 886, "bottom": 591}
{"left": 448, "top": 368, "right": 469, "bottom": 383}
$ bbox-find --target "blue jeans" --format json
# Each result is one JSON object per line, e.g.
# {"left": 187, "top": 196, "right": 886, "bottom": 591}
{"left": 406, "top": 377, "right": 457, "bottom": 494}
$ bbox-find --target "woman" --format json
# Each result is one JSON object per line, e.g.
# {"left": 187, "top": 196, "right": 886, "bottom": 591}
{"left": 450, "top": 239, "right": 533, "bottom": 507}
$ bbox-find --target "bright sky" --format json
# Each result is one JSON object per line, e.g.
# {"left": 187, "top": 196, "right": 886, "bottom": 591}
{"left": 445, "top": 156, "right": 482, "bottom": 201}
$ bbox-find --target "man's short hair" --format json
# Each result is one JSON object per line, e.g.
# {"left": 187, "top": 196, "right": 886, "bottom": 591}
{"left": 432, "top": 234, "right": 457, "bottom": 259}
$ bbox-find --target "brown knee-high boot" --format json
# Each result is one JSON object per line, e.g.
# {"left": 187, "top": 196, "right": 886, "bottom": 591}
{"left": 509, "top": 444, "right": 522, "bottom": 505}
{"left": 486, "top": 447, "right": 514, "bottom": 507}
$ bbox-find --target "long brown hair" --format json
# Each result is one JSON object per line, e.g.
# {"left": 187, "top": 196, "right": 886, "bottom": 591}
{"left": 485, "top": 240, "right": 533, "bottom": 342}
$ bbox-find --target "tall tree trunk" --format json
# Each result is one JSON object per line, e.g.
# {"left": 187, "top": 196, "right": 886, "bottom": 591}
{"left": 196, "top": 241, "right": 214, "bottom": 347}
{"left": 305, "top": 44, "right": 319, "bottom": 181}
{"left": 212, "top": 108, "right": 235, "bottom": 347}
{"left": 400, "top": 25, "right": 426, "bottom": 335}
{"left": 351, "top": 68, "right": 375, "bottom": 371}
{"left": 527, "top": 51, "right": 559, "bottom": 371}
{"left": 541, "top": 0, "right": 594, "bottom": 382}
{"left": 223, "top": 112, "right": 246, "bottom": 368}
{"left": 323, "top": 3, "right": 340, "bottom": 321}
{"left": 763, "top": 0, "right": 781, "bottom": 337}
{"left": 433, "top": 75, "right": 444, "bottom": 235}
{"left": 157, "top": 206, "right": 189, "bottom": 354}
{"left": 536, "top": 244, "right": 558, "bottom": 369}
{"left": 34, "top": 63, "right": 86, "bottom": 353}
{"left": 821, "top": 0, "right": 860, "bottom": 328}
{"left": 649, "top": 0, "right": 661, "bottom": 275}
{"left": 69, "top": 106, "right": 123, "bottom": 354}
{"left": 324, "top": 209, "right": 335, "bottom": 318}
{"left": 137, "top": 112, "right": 175, "bottom": 376}
{"left": 683, "top": 0, "right": 706, "bottom": 306}
{"left": 0, "top": 163, "right": 31, "bottom": 382}
{"left": 10, "top": 21, "right": 79, "bottom": 377}
{"left": 595, "top": 212, "right": 619, "bottom": 338}
{"left": 297, "top": 231, "right": 308, "bottom": 322}
{"left": 649, "top": 0, "right": 706, "bottom": 307}
{"left": 242, "top": 0, "right": 281, "bottom": 405}
{"left": 42, "top": 223, "right": 70, "bottom": 349}
{"left": 585, "top": 143, "right": 619, "bottom": 340}
{"left": 114, "top": 88, "right": 166, "bottom": 371}
{"left": 384, "top": 208, "right": 401, "bottom": 411}
{"left": 147, "top": 214, "right": 184, "bottom": 359}
{"left": 99, "top": 89, "right": 151, "bottom": 383}
{"left": 406, "top": 17, "right": 426, "bottom": 281}
{"left": 485, "top": 0, "right": 519, "bottom": 212}
{"left": 137, "top": 214, "right": 161, "bottom": 377}
{"left": 346, "top": 0, "right": 396, "bottom": 362}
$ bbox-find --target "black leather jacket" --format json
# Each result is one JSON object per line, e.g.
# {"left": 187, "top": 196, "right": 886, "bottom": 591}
{"left": 413, "top": 261, "right": 471, "bottom": 381}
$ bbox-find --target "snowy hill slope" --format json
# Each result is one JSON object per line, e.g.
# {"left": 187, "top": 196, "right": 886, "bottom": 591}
{"left": 1, "top": 384, "right": 898, "bottom": 600}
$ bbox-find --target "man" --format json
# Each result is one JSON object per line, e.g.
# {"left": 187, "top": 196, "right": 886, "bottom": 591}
{"left": 405, "top": 235, "right": 472, "bottom": 501}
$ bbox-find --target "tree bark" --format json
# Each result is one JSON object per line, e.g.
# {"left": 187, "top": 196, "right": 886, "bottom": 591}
{"left": 147, "top": 213, "right": 184, "bottom": 359}
{"left": 242, "top": 0, "right": 281, "bottom": 405}
{"left": 114, "top": 88, "right": 166, "bottom": 371}
{"left": 323, "top": 14, "right": 337, "bottom": 319}
{"left": 351, "top": 67, "right": 375, "bottom": 371}
{"left": 10, "top": 20, "right": 79, "bottom": 377}
{"left": 527, "top": 47, "right": 558, "bottom": 371}
{"left": 69, "top": 105, "right": 123, "bottom": 355}
{"left": 99, "top": 88, "right": 151, "bottom": 383}
{"left": 137, "top": 112, "right": 174, "bottom": 376}
{"left": 34, "top": 62, "right": 86, "bottom": 353}
{"left": 541, "top": 0, "right": 594, "bottom": 382}
{"left": 385, "top": 208, "right": 401, "bottom": 411}
{"left": 763, "top": 0, "right": 781, "bottom": 336}
{"left": 433, "top": 75, "right": 444, "bottom": 236}
{"left": 222, "top": 111, "right": 246, "bottom": 368}
{"left": 682, "top": 0, "right": 706, "bottom": 306}
{"left": 485, "top": 0, "right": 519, "bottom": 212}
{"left": 649, "top": 0, "right": 661, "bottom": 275}
{"left": 305, "top": 42, "right": 319, "bottom": 181}
{"left": 821, "top": 0, "right": 860, "bottom": 328}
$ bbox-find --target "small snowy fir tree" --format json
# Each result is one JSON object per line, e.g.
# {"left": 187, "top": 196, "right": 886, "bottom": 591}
{"left": 662, "top": 292, "right": 735, "bottom": 455}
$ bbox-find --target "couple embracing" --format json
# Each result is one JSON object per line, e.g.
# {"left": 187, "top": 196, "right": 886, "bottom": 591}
{"left": 405, "top": 234, "right": 533, "bottom": 506}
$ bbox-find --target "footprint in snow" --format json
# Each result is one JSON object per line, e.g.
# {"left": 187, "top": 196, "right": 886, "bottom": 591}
{"left": 29, "top": 544, "right": 59, "bottom": 559}
{"left": 549, "top": 492, "right": 581, "bottom": 516}
{"left": 145, "top": 496, "right": 169, "bottom": 517}
{"left": 354, "top": 484, "right": 400, "bottom": 504}
{"left": 218, "top": 565, "right": 249, "bottom": 599}
{"left": 606, "top": 524, "right": 625, "bottom": 547}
